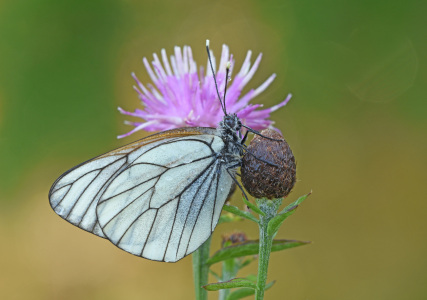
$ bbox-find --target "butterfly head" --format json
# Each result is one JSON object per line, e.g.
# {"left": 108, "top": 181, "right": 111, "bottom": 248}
{"left": 221, "top": 113, "right": 242, "bottom": 133}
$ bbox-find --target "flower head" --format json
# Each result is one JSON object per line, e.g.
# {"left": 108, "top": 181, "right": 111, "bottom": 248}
{"left": 221, "top": 232, "right": 248, "bottom": 248}
{"left": 241, "top": 129, "right": 296, "bottom": 199}
{"left": 118, "top": 44, "right": 291, "bottom": 138}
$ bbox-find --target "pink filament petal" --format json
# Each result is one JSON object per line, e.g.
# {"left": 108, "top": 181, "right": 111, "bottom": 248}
{"left": 268, "top": 93, "right": 292, "bottom": 112}
{"left": 118, "top": 44, "right": 292, "bottom": 139}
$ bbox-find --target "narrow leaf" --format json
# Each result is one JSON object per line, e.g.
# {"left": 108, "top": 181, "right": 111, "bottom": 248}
{"left": 207, "top": 239, "right": 310, "bottom": 265}
{"left": 268, "top": 192, "right": 311, "bottom": 236}
{"left": 242, "top": 197, "right": 266, "bottom": 216}
{"left": 226, "top": 281, "right": 275, "bottom": 300}
{"left": 265, "top": 280, "right": 275, "bottom": 290}
{"left": 222, "top": 205, "right": 258, "bottom": 223}
{"left": 218, "top": 213, "right": 243, "bottom": 225}
{"left": 239, "top": 257, "right": 255, "bottom": 269}
{"left": 279, "top": 192, "right": 311, "bottom": 215}
{"left": 225, "top": 288, "right": 254, "bottom": 300}
{"left": 267, "top": 208, "right": 296, "bottom": 236}
{"left": 209, "top": 269, "right": 220, "bottom": 280}
{"left": 245, "top": 274, "right": 258, "bottom": 282}
{"left": 203, "top": 278, "right": 257, "bottom": 291}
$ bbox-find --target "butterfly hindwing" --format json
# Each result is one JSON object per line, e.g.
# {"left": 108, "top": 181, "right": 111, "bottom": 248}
{"left": 96, "top": 134, "right": 233, "bottom": 262}
{"left": 49, "top": 127, "right": 233, "bottom": 262}
{"left": 49, "top": 153, "right": 130, "bottom": 238}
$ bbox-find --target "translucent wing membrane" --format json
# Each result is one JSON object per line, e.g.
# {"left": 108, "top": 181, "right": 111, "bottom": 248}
{"left": 49, "top": 127, "right": 233, "bottom": 262}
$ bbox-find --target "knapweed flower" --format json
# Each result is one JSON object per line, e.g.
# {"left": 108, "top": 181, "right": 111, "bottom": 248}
{"left": 118, "top": 44, "right": 291, "bottom": 138}
{"left": 221, "top": 232, "right": 248, "bottom": 248}
{"left": 241, "top": 129, "right": 296, "bottom": 199}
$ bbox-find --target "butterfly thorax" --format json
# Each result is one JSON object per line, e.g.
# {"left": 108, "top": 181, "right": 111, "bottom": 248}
{"left": 217, "top": 114, "right": 243, "bottom": 164}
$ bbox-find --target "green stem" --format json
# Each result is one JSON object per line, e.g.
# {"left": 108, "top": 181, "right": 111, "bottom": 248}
{"left": 219, "top": 257, "right": 237, "bottom": 300}
{"left": 255, "top": 216, "right": 273, "bottom": 300}
{"left": 192, "top": 236, "right": 212, "bottom": 300}
{"left": 255, "top": 198, "right": 281, "bottom": 300}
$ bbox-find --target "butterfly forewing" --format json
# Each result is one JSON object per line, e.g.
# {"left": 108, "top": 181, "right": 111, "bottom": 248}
{"left": 49, "top": 127, "right": 233, "bottom": 262}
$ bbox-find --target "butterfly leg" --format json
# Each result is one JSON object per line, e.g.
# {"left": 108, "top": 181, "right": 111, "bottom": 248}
{"left": 241, "top": 129, "right": 249, "bottom": 144}
{"left": 234, "top": 143, "right": 280, "bottom": 168}
{"left": 225, "top": 165, "right": 251, "bottom": 203}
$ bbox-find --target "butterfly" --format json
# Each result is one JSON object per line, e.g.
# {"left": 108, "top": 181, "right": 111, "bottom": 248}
{"left": 49, "top": 41, "right": 278, "bottom": 262}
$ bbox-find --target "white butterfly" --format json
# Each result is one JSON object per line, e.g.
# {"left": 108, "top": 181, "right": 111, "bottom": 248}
{"left": 49, "top": 124, "right": 244, "bottom": 262}
{"left": 48, "top": 41, "right": 263, "bottom": 262}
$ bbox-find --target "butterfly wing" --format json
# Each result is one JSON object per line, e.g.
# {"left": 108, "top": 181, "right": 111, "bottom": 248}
{"left": 49, "top": 127, "right": 234, "bottom": 262}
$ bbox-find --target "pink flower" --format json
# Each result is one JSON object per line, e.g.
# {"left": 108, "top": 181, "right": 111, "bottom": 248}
{"left": 118, "top": 44, "right": 291, "bottom": 138}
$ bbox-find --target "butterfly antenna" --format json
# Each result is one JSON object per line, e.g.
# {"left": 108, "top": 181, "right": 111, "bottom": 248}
{"left": 206, "top": 40, "right": 227, "bottom": 115}
{"left": 223, "top": 61, "right": 231, "bottom": 113}
{"left": 241, "top": 124, "right": 284, "bottom": 142}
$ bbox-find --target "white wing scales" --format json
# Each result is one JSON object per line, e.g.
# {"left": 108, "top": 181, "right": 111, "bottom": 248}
{"left": 50, "top": 156, "right": 130, "bottom": 238}
{"left": 49, "top": 129, "right": 234, "bottom": 262}
{"left": 97, "top": 136, "right": 230, "bottom": 262}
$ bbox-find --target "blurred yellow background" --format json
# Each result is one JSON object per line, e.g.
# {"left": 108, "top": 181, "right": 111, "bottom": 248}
{"left": 0, "top": 0, "right": 426, "bottom": 299}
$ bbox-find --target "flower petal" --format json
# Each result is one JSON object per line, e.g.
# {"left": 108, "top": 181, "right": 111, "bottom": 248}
{"left": 118, "top": 44, "right": 290, "bottom": 138}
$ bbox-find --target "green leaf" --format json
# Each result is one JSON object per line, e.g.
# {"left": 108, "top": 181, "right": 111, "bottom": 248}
{"left": 218, "top": 213, "right": 244, "bottom": 225}
{"left": 203, "top": 278, "right": 257, "bottom": 291}
{"left": 267, "top": 209, "right": 296, "bottom": 236}
{"left": 245, "top": 274, "right": 258, "bottom": 282}
{"left": 265, "top": 280, "right": 275, "bottom": 290}
{"left": 242, "top": 197, "right": 266, "bottom": 216}
{"left": 222, "top": 205, "right": 258, "bottom": 223}
{"left": 225, "top": 281, "right": 275, "bottom": 300}
{"left": 271, "top": 239, "right": 310, "bottom": 251}
{"left": 239, "top": 257, "right": 255, "bottom": 269}
{"left": 268, "top": 192, "right": 311, "bottom": 236}
{"left": 279, "top": 192, "right": 311, "bottom": 215}
{"left": 207, "top": 239, "right": 310, "bottom": 265}
{"left": 225, "top": 288, "right": 254, "bottom": 300}
{"left": 209, "top": 269, "right": 220, "bottom": 280}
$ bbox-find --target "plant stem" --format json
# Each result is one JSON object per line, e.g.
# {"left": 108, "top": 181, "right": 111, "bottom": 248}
{"left": 255, "top": 198, "right": 281, "bottom": 300}
{"left": 192, "top": 236, "right": 212, "bottom": 300}
{"left": 255, "top": 216, "right": 273, "bottom": 300}
{"left": 219, "top": 257, "right": 236, "bottom": 300}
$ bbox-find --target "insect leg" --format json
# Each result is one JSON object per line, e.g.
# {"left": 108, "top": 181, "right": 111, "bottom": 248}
{"left": 241, "top": 129, "right": 249, "bottom": 144}
{"left": 225, "top": 165, "right": 251, "bottom": 203}
{"left": 234, "top": 143, "right": 280, "bottom": 167}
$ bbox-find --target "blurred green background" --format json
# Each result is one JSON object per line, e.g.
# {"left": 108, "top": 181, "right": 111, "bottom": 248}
{"left": 0, "top": 0, "right": 426, "bottom": 299}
